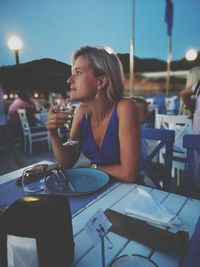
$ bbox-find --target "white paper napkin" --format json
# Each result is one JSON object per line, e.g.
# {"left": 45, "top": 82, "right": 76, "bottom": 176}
{"left": 125, "top": 188, "right": 182, "bottom": 227}
{"left": 7, "top": 235, "right": 39, "bottom": 267}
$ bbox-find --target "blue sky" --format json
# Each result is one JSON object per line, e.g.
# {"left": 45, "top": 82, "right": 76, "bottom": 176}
{"left": 0, "top": 0, "right": 200, "bottom": 66}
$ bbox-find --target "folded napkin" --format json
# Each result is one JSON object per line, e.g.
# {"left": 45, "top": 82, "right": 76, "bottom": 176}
{"left": 105, "top": 209, "right": 188, "bottom": 251}
{"left": 125, "top": 188, "right": 182, "bottom": 227}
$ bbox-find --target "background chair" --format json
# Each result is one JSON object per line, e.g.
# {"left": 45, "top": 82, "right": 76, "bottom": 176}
{"left": 165, "top": 96, "right": 180, "bottom": 115}
{"left": 183, "top": 134, "right": 200, "bottom": 196}
{"left": 141, "top": 128, "right": 175, "bottom": 192}
{"left": 155, "top": 114, "right": 192, "bottom": 185}
{"left": 153, "top": 95, "right": 166, "bottom": 114}
{"left": 17, "top": 109, "right": 51, "bottom": 154}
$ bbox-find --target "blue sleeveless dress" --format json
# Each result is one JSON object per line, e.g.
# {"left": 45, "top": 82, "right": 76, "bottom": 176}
{"left": 80, "top": 107, "right": 145, "bottom": 181}
{"left": 80, "top": 107, "right": 120, "bottom": 165}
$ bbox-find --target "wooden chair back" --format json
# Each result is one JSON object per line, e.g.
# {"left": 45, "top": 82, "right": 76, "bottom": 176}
{"left": 141, "top": 128, "right": 175, "bottom": 192}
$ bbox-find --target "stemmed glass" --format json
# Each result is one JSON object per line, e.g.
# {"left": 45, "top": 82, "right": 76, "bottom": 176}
{"left": 58, "top": 99, "right": 79, "bottom": 146}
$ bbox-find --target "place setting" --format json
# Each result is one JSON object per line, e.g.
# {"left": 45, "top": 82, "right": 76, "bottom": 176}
{"left": 0, "top": 162, "right": 112, "bottom": 213}
{"left": 45, "top": 167, "right": 110, "bottom": 196}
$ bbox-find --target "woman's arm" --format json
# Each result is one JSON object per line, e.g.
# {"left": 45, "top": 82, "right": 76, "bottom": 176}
{"left": 98, "top": 99, "right": 140, "bottom": 183}
{"left": 179, "top": 86, "right": 193, "bottom": 108}
{"left": 46, "top": 104, "right": 85, "bottom": 168}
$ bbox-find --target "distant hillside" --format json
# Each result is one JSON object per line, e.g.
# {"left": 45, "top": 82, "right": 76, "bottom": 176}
{"left": 0, "top": 53, "right": 199, "bottom": 95}
{"left": 118, "top": 52, "right": 200, "bottom": 74}
{"left": 0, "top": 58, "right": 71, "bottom": 94}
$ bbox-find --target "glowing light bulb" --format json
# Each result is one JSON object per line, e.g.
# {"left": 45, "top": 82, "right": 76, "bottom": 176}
{"left": 185, "top": 49, "right": 198, "bottom": 61}
{"left": 8, "top": 36, "right": 23, "bottom": 51}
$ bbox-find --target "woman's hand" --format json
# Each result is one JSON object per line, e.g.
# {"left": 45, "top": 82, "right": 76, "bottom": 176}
{"left": 45, "top": 104, "right": 82, "bottom": 169}
{"left": 46, "top": 105, "right": 71, "bottom": 131}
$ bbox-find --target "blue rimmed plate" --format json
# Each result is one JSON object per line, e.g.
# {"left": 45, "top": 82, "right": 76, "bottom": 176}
{"left": 45, "top": 168, "right": 109, "bottom": 196}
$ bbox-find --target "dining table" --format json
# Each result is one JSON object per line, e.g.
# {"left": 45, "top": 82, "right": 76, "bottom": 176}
{"left": 0, "top": 160, "right": 200, "bottom": 267}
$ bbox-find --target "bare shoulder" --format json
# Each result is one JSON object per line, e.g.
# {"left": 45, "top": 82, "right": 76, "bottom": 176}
{"left": 117, "top": 98, "right": 137, "bottom": 114}
{"left": 117, "top": 98, "right": 139, "bottom": 131}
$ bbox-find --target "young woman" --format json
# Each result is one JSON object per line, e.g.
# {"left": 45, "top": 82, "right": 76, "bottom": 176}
{"left": 46, "top": 46, "right": 140, "bottom": 183}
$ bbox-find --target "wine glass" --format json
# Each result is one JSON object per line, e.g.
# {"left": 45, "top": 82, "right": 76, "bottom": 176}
{"left": 58, "top": 99, "right": 79, "bottom": 146}
{"left": 111, "top": 254, "right": 158, "bottom": 267}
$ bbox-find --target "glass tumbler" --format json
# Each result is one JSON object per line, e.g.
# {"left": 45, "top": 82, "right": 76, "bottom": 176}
{"left": 22, "top": 167, "right": 45, "bottom": 193}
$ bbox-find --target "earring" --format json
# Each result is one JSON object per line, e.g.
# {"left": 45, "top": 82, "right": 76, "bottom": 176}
{"left": 95, "top": 92, "right": 99, "bottom": 99}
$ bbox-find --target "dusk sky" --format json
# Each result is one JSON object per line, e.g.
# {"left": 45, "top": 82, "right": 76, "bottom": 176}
{"left": 0, "top": 0, "right": 200, "bottom": 67}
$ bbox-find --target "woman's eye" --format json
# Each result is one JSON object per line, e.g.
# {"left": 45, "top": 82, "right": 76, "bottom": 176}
{"left": 71, "top": 69, "right": 83, "bottom": 76}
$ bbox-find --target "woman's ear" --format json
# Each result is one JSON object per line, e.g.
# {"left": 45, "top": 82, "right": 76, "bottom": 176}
{"left": 97, "top": 75, "right": 109, "bottom": 91}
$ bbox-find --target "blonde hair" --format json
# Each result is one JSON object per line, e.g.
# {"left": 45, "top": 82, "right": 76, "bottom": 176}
{"left": 72, "top": 46, "right": 125, "bottom": 102}
{"left": 186, "top": 66, "right": 200, "bottom": 87}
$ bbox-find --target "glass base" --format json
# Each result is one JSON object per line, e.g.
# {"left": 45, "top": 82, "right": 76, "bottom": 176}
{"left": 23, "top": 184, "right": 44, "bottom": 193}
{"left": 62, "top": 139, "right": 79, "bottom": 146}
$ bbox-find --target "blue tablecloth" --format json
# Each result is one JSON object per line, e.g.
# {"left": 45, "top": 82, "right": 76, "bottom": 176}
{"left": 0, "top": 177, "right": 115, "bottom": 215}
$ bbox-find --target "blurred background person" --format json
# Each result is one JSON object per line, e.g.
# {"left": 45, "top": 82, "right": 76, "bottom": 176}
{"left": 7, "top": 90, "right": 37, "bottom": 139}
{"left": 0, "top": 84, "right": 7, "bottom": 148}
{"left": 179, "top": 66, "right": 200, "bottom": 116}
{"left": 0, "top": 84, "right": 6, "bottom": 128}
{"left": 0, "top": 84, "right": 22, "bottom": 170}
{"left": 179, "top": 66, "right": 200, "bottom": 191}
{"left": 31, "top": 92, "right": 51, "bottom": 112}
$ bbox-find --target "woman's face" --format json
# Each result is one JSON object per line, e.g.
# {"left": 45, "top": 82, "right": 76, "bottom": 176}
{"left": 67, "top": 55, "right": 99, "bottom": 101}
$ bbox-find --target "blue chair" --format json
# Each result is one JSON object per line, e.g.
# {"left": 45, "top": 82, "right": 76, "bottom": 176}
{"left": 141, "top": 128, "right": 175, "bottom": 192}
{"left": 183, "top": 134, "right": 200, "bottom": 196}
{"left": 153, "top": 95, "right": 166, "bottom": 114}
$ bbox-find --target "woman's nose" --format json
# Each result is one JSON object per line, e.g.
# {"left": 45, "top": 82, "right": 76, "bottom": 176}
{"left": 67, "top": 74, "right": 75, "bottom": 83}
{"left": 66, "top": 76, "right": 71, "bottom": 84}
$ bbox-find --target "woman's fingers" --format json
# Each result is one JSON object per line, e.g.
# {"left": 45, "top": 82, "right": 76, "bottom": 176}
{"left": 46, "top": 106, "right": 69, "bottom": 129}
{"left": 46, "top": 117, "right": 66, "bottom": 129}
{"left": 46, "top": 116, "right": 66, "bottom": 128}
{"left": 49, "top": 105, "right": 60, "bottom": 114}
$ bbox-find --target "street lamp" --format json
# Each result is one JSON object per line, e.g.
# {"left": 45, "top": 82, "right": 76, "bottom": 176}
{"left": 7, "top": 36, "right": 23, "bottom": 65}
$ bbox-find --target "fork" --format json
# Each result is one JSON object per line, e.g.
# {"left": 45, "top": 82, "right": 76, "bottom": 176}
{"left": 51, "top": 169, "right": 75, "bottom": 192}
{"left": 57, "top": 169, "right": 76, "bottom": 192}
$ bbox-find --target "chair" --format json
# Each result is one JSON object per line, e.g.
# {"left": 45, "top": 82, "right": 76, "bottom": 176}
{"left": 183, "top": 134, "right": 200, "bottom": 196}
{"left": 141, "top": 128, "right": 175, "bottom": 192}
{"left": 17, "top": 109, "right": 51, "bottom": 154}
{"left": 155, "top": 114, "right": 192, "bottom": 184}
{"left": 165, "top": 96, "right": 180, "bottom": 115}
{"left": 153, "top": 95, "right": 166, "bottom": 114}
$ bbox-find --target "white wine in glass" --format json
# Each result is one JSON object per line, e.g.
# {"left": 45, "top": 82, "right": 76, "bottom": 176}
{"left": 59, "top": 100, "right": 79, "bottom": 146}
